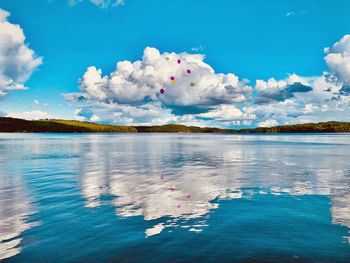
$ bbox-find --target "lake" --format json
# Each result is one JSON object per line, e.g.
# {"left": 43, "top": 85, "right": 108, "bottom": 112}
{"left": 1, "top": 133, "right": 350, "bottom": 262}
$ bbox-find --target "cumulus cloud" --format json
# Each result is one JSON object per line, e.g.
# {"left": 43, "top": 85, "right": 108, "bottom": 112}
{"left": 254, "top": 78, "right": 312, "bottom": 105}
{"left": 63, "top": 47, "right": 253, "bottom": 126}
{"left": 64, "top": 47, "right": 251, "bottom": 109}
{"left": 74, "top": 108, "right": 101, "bottom": 122}
{"left": 324, "top": 35, "right": 350, "bottom": 94}
{"left": 90, "top": 114, "right": 100, "bottom": 121}
{"left": 0, "top": 9, "right": 42, "bottom": 97}
{"left": 196, "top": 105, "right": 256, "bottom": 121}
{"left": 6, "top": 110, "right": 52, "bottom": 120}
{"left": 258, "top": 119, "right": 279, "bottom": 127}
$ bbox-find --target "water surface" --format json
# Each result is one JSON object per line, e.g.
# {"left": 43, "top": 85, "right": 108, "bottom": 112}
{"left": 1, "top": 133, "right": 350, "bottom": 262}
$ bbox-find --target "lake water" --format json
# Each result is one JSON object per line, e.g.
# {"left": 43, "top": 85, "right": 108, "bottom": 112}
{"left": 1, "top": 133, "right": 350, "bottom": 262}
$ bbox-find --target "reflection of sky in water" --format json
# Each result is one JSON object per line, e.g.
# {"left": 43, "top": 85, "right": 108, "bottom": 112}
{"left": 0, "top": 139, "right": 39, "bottom": 260}
{"left": 76, "top": 134, "right": 350, "bottom": 239}
{"left": 0, "top": 133, "right": 350, "bottom": 261}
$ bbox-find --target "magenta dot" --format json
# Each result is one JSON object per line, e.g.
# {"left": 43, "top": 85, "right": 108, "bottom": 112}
{"left": 187, "top": 195, "right": 191, "bottom": 199}
{"left": 177, "top": 59, "right": 181, "bottom": 64}
{"left": 160, "top": 175, "right": 164, "bottom": 180}
{"left": 160, "top": 89, "right": 164, "bottom": 94}
{"left": 170, "top": 76, "right": 175, "bottom": 80}
{"left": 187, "top": 69, "right": 191, "bottom": 74}
{"left": 177, "top": 205, "right": 181, "bottom": 208}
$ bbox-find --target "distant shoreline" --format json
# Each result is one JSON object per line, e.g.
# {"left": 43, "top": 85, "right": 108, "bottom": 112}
{"left": 1, "top": 117, "right": 350, "bottom": 133}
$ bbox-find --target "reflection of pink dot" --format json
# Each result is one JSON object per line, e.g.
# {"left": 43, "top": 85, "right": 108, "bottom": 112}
{"left": 187, "top": 69, "right": 191, "bottom": 74}
{"left": 160, "top": 89, "right": 164, "bottom": 94}
{"left": 177, "top": 59, "right": 181, "bottom": 64}
{"left": 170, "top": 76, "right": 175, "bottom": 80}
{"left": 160, "top": 175, "right": 164, "bottom": 179}
{"left": 187, "top": 195, "right": 191, "bottom": 199}
{"left": 177, "top": 205, "right": 180, "bottom": 208}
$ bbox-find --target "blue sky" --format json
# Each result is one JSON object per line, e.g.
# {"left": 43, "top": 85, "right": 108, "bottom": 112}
{"left": 0, "top": 0, "right": 349, "bottom": 128}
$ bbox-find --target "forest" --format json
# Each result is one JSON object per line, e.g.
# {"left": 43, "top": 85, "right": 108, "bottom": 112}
{"left": 1, "top": 117, "right": 350, "bottom": 133}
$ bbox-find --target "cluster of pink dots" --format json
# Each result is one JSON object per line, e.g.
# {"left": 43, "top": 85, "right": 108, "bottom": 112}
{"left": 160, "top": 174, "right": 191, "bottom": 209}
{"left": 159, "top": 57, "right": 194, "bottom": 94}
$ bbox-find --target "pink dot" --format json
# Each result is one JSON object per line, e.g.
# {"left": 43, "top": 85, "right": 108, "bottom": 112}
{"left": 171, "top": 188, "right": 174, "bottom": 192}
{"left": 160, "top": 89, "right": 164, "bottom": 94}
{"left": 177, "top": 59, "right": 181, "bottom": 64}
{"left": 187, "top": 195, "right": 191, "bottom": 199}
{"left": 160, "top": 175, "right": 164, "bottom": 180}
{"left": 177, "top": 205, "right": 181, "bottom": 208}
{"left": 187, "top": 69, "right": 191, "bottom": 74}
{"left": 170, "top": 76, "right": 175, "bottom": 80}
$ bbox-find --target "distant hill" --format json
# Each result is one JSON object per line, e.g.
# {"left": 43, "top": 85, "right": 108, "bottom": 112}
{"left": 134, "top": 124, "right": 237, "bottom": 133}
{"left": 0, "top": 118, "right": 137, "bottom": 133}
{"left": 0, "top": 117, "right": 350, "bottom": 133}
{"left": 135, "top": 121, "right": 350, "bottom": 133}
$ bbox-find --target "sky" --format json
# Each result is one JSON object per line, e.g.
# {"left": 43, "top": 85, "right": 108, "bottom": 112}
{"left": 0, "top": 0, "right": 349, "bottom": 128}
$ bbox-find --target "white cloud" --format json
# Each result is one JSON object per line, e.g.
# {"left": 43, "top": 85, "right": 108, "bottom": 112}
{"left": 6, "top": 110, "right": 52, "bottom": 120}
{"left": 63, "top": 47, "right": 253, "bottom": 127}
{"left": 231, "top": 120, "right": 241, "bottom": 126}
{"left": 64, "top": 47, "right": 251, "bottom": 108}
{"left": 258, "top": 119, "right": 279, "bottom": 127}
{"left": 0, "top": 9, "right": 42, "bottom": 97}
{"left": 90, "top": 114, "right": 100, "bottom": 121}
{"left": 242, "top": 120, "right": 252, "bottom": 126}
{"left": 303, "top": 103, "right": 318, "bottom": 114}
{"left": 254, "top": 75, "right": 313, "bottom": 105}
{"left": 34, "top": 100, "right": 39, "bottom": 105}
{"left": 191, "top": 45, "right": 205, "bottom": 52}
{"left": 69, "top": 0, "right": 124, "bottom": 8}
{"left": 286, "top": 11, "right": 308, "bottom": 17}
{"left": 73, "top": 109, "right": 86, "bottom": 121}
{"left": 196, "top": 104, "right": 256, "bottom": 121}
{"left": 324, "top": 35, "right": 350, "bottom": 86}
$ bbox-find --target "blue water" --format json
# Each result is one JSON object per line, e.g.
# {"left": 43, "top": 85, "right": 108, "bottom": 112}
{"left": 1, "top": 133, "right": 350, "bottom": 262}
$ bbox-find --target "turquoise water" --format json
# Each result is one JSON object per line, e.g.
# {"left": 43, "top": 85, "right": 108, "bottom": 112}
{"left": 1, "top": 133, "right": 350, "bottom": 262}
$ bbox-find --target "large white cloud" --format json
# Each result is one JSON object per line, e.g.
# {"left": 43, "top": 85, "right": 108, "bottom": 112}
{"left": 63, "top": 47, "right": 253, "bottom": 126}
{"left": 0, "top": 9, "right": 42, "bottom": 97}
{"left": 324, "top": 35, "right": 350, "bottom": 88}
{"left": 64, "top": 47, "right": 252, "bottom": 108}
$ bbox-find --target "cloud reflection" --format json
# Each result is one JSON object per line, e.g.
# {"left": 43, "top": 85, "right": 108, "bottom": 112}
{"left": 0, "top": 171, "right": 38, "bottom": 260}
{"left": 76, "top": 134, "right": 350, "bottom": 240}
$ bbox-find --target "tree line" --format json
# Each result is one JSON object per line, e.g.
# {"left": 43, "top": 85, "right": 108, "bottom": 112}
{"left": 1, "top": 117, "right": 350, "bottom": 133}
